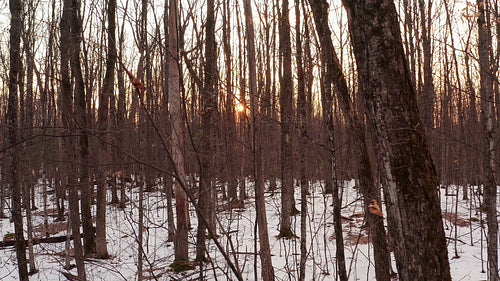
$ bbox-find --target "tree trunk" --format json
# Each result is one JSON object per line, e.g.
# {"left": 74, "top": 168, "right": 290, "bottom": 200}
{"left": 235, "top": 3, "right": 247, "bottom": 202}
{"left": 116, "top": 1, "right": 128, "bottom": 209}
{"left": 477, "top": 1, "right": 499, "bottom": 280}
{"left": 342, "top": 1, "right": 451, "bottom": 280}
{"left": 167, "top": 0, "right": 189, "bottom": 263}
{"left": 243, "top": 0, "right": 275, "bottom": 279}
{"left": 23, "top": 183, "right": 37, "bottom": 274}
{"left": 223, "top": 0, "right": 238, "bottom": 203}
{"left": 418, "top": 0, "right": 435, "bottom": 134}
{"left": 61, "top": 1, "right": 87, "bottom": 279}
{"left": 68, "top": 0, "right": 94, "bottom": 256}
{"left": 278, "top": 0, "right": 296, "bottom": 239}
{"left": 95, "top": 0, "right": 117, "bottom": 259}
{"left": 197, "top": 0, "right": 218, "bottom": 262}
{"left": 295, "top": 1, "right": 308, "bottom": 280}
{"left": 0, "top": 168, "right": 6, "bottom": 219}
{"left": 8, "top": 0, "right": 29, "bottom": 279}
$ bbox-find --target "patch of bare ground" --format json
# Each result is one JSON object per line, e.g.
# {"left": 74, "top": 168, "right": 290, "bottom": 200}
{"left": 442, "top": 212, "right": 470, "bottom": 227}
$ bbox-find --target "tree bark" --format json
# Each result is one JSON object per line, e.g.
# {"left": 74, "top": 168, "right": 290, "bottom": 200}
{"left": 95, "top": 0, "right": 117, "bottom": 259}
{"left": 197, "top": 0, "right": 218, "bottom": 262}
{"left": 235, "top": 4, "right": 247, "bottom": 202}
{"left": 8, "top": 0, "right": 29, "bottom": 279}
{"left": 61, "top": 1, "right": 87, "bottom": 279}
{"left": 167, "top": 0, "right": 189, "bottom": 263}
{"left": 295, "top": 1, "right": 308, "bottom": 280}
{"left": 223, "top": 0, "right": 238, "bottom": 203}
{"left": 278, "top": 0, "right": 296, "bottom": 239}
{"left": 418, "top": 0, "right": 435, "bottom": 133}
{"left": 477, "top": 1, "right": 499, "bottom": 280}
{"left": 243, "top": 0, "right": 275, "bottom": 280}
{"left": 342, "top": 1, "right": 451, "bottom": 280}
{"left": 68, "top": 0, "right": 94, "bottom": 256}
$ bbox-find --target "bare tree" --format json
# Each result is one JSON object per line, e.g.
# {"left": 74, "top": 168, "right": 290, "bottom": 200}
{"left": 61, "top": 0, "right": 87, "bottom": 279}
{"left": 222, "top": 0, "right": 238, "bottom": 203}
{"left": 167, "top": 0, "right": 190, "bottom": 265}
{"left": 197, "top": 0, "right": 218, "bottom": 262}
{"left": 295, "top": 0, "right": 308, "bottom": 279}
{"left": 477, "top": 1, "right": 499, "bottom": 280}
{"left": 243, "top": 0, "right": 275, "bottom": 279}
{"left": 418, "top": 0, "right": 435, "bottom": 133}
{"left": 278, "top": 0, "right": 296, "bottom": 239}
{"left": 21, "top": 0, "right": 37, "bottom": 274}
{"left": 71, "top": 0, "right": 95, "bottom": 256}
{"left": 95, "top": 0, "right": 117, "bottom": 259}
{"left": 8, "top": 0, "right": 29, "bottom": 279}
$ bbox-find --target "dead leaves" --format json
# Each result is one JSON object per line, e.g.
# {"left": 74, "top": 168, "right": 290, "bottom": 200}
{"left": 119, "top": 58, "right": 146, "bottom": 91}
{"left": 368, "top": 199, "right": 384, "bottom": 217}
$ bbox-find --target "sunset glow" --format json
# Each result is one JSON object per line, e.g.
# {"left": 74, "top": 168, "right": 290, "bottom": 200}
{"left": 235, "top": 102, "right": 245, "bottom": 113}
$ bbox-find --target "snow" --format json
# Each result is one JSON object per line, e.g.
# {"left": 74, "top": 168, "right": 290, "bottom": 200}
{"left": 0, "top": 180, "right": 491, "bottom": 280}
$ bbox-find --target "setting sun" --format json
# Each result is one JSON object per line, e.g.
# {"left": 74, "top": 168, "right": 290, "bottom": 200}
{"left": 235, "top": 102, "right": 245, "bottom": 113}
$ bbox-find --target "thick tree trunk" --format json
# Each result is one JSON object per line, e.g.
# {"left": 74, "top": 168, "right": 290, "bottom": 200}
{"left": 342, "top": 1, "right": 451, "bottom": 280}
{"left": 477, "top": 1, "right": 499, "bottom": 280}
{"left": 8, "top": 1, "right": 29, "bottom": 279}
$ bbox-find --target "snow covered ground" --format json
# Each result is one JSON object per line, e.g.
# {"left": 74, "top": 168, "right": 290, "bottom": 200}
{"left": 0, "top": 180, "right": 491, "bottom": 280}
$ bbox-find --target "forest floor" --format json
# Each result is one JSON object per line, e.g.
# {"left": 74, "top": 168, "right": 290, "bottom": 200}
{"left": 0, "top": 179, "right": 490, "bottom": 280}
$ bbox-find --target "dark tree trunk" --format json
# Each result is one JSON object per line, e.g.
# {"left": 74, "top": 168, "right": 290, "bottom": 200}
{"left": 197, "top": 0, "right": 218, "bottom": 262}
{"left": 418, "top": 0, "right": 435, "bottom": 133}
{"left": 342, "top": 1, "right": 451, "bottom": 280}
{"left": 8, "top": 0, "right": 29, "bottom": 279}
{"left": 278, "top": 0, "right": 296, "bottom": 239}
{"left": 68, "top": 0, "right": 95, "bottom": 256}
{"left": 116, "top": 2, "right": 128, "bottom": 209}
{"left": 295, "top": 1, "right": 308, "bottom": 280}
{"left": 61, "top": 1, "right": 87, "bottom": 279}
{"left": 95, "top": 0, "right": 117, "bottom": 259}
{"left": 477, "top": 1, "right": 499, "bottom": 280}
{"left": 223, "top": 0, "right": 238, "bottom": 203}
{"left": 235, "top": 4, "right": 247, "bottom": 201}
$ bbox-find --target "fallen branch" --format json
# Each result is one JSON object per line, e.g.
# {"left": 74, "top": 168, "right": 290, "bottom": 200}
{"left": 0, "top": 235, "right": 73, "bottom": 248}
{"left": 445, "top": 236, "right": 466, "bottom": 244}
